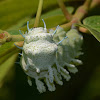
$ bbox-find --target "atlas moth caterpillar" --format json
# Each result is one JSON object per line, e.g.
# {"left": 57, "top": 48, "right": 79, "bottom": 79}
{"left": 14, "top": 19, "right": 83, "bottom": 93}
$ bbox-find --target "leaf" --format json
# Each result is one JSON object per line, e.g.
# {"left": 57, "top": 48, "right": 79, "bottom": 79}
{"left": 0, "top": 53, "right": 18, "bottom": 84}
{"left": 7, "top": 6, "right": 74, "bottom": 33}
{"left": 41, "top": 6, "right": 74, "bottom": 18}
{"left": 0, "top": 42, "right": 16, "bottom": 57}
{"left": 0, "top": 42, "right": 20, "bottom": 86}
{"left": 0, "top": 42, "right": 21, "bottom": 65}
{"left": 77, "top": 24, "right": 100, "bottom": 42}
{"left": 83, "top": 16, "right": 100, "bottom": 32}
{"left": 76, "top": 16, "right": 100, "bottom": 42}
{"left": 0, "top": 0, "right": 74, "bottom": 30}
{"left": 0, "top": 0, "right": 59, "bottom": 30}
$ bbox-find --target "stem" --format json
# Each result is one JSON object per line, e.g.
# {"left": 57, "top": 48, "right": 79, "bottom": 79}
{"left": 11, "top": 35, "right": 24, "bottom": 42}
{"left": 34, "top": 0, "right": 43, "bottom": 27}
{"left": 59, "top": 21, "right": 72, "bottom": 31}
{"left": 84, "top": 0, "right": 92, "bottom": 7}
{"left": 79, "top": 27, "right": 90, "bottom": 34}
{"left": 59, "top": 0, "right": 92, "bottom": 31}
{"left": 57, "top": 0, "right": 72, "bottom": 21}
{"left": 72, "top": 0, "right": 92, "bottom": 21}
{"left": 14, "top": 41, "right": 24, "bottom": 47}
{"left": 90, "top": 0, "right": 100, "bottom": 9}
{"left": 0, "top": 31, "right": 12, "bottom": 45}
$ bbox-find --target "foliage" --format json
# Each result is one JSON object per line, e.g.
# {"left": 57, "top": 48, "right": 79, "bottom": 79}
{"left": 77, "top": 16, "right": 100, "bottom": 42}
{"left": 0, "top": 0, "right": 100, "bottom": 100}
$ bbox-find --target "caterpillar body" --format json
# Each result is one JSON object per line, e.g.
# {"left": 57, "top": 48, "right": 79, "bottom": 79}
{"left": 15, "top": 20, "right": 83, "bottom": 93}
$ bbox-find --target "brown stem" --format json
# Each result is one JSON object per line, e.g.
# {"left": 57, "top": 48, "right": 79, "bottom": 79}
{"left": 90, "top": 0, "right": 100, "bottom": 9}
{"left": 34, "top": 0, "right": 43, "bottom": 27}
{"left": 57, "top": 0, "right": 72, "bottom": 21}
{"left": 72, "top": 0, "right": 92, "bottom": 22}
{"left": 0, "top": 31, "right": 12, "bottom": 45}
{"left": 60, "top": 0, "right": 92, "bottom": 31}
{"left": 79, "top": 27, "right": 90, "bottom": 34}
{"left": 11, "top": 35, "right": 24, "bottom": 42}
{"left": 14, "top": 41, "right": 24, "bottom": 47}
{"left": 84, "top": 0, "right": 92, "bottom": 7}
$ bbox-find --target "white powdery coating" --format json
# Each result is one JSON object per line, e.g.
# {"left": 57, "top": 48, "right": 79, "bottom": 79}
{"left": 20, "top": 26, "right": 83, "bottom": 93}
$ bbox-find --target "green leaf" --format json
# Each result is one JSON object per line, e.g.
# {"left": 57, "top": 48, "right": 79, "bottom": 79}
{"left": 41, "top": 6, "right": 74, "bottom": 18}
{"left": 83, "top": 16, "right": 100, "bottom": 32}
{"left": 7, "top": 6, "right": 74, "bottom": 33}
{"left": 0, "top": 42, "right": 16, "bottom": 57}
{"left": 77, "top": 16, "right": 100, "bottom": 42}
{"left": 0, "top": 0, "right": 74, "bottom": 30}
{"left": 0, "top": 53, "right": 18, "bottom": 84}
{"left": 77, "top": 24, "right": 100, "bottom": 42}
{"left": 0, "top": 42, "right": 20, "bottom": 85}
{"left": 0, "top": 42, "right": 21, "bottom": 64}
{"left": 0, "top": 0, "right": 59, "bottom": 30}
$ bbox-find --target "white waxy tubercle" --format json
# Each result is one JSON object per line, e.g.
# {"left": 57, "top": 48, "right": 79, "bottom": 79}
{"left": 15, "top": 20, "right": 83, "bottom": 93}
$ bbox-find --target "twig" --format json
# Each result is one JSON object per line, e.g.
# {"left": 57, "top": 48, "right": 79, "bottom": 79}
{"left": 84, "top": 0, "right": 92, "bottom": 7}
{"left": 34, "top": 0, "right": 43, "bottom": 27}
{"left": 14, "top": 41, "right": 24, "bottom": 47}
{"left": 11, "top": 35, "right": 24, "bottom": 42}
{"left": 60, "top": 0, "right": 92, "bottom": 31}
{"left": 72, "top": 0, "right": 92, "bottom": 22}
{"left": 79, "top": 27, "right": 90, "bottom": 34}
{"left": 0, "top": 31, "right": 12, "bottom": 45}
{"left": 57, "top": 0, "right": 72, "bottom": 21}
{"left": 90, "top": 0, "right": 100, "bottom": 9}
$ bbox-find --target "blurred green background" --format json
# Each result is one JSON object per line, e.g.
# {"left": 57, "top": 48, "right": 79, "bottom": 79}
{"left": 0, "top": 0, "right": 100, "bottom": 100}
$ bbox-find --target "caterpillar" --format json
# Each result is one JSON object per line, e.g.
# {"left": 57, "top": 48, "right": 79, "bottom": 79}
{"left": 15, "top": 19, "right": 83, "bottom": 93}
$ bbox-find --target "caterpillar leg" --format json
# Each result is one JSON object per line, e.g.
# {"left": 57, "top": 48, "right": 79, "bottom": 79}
{"left": 55, "top": 60, "right": 61, "bottom": 72}
{"left": 71, "top": 59, "right": 83, "bottom": 65}
{"left": 35, "top": 78, "right": 46, "bottom": 93}
{"left": 36, "top": 68, "right": 40, "bottom": 73}
{"left": 19, "top": 53, "right": 22, "bottom": 56}
{"left": 60, "top": 67, "right": 71, "bottom": 81}
{"left": 48, "top": 66, "right": 54, "bottom": 83}
{"left": 65, "top": 63, "right": 78, "bottom": 73}
{"left": 53, "top": 67, "right": 63, "bottom": 85}
{"left": 45, "top": 76, "right": 55, "bottom": 92}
